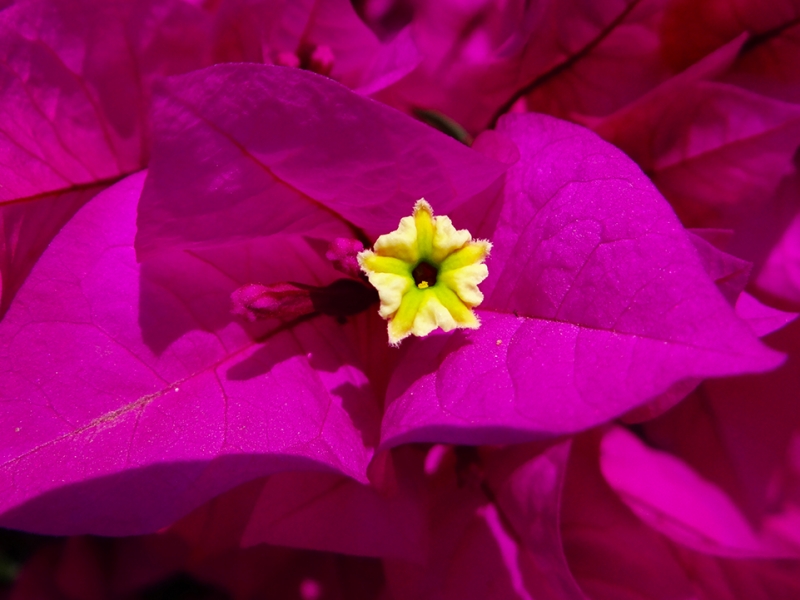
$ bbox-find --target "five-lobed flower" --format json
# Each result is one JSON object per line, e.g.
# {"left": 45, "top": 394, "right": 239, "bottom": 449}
{"left": 357, "top": 199, "right": 491, "bottom": 345}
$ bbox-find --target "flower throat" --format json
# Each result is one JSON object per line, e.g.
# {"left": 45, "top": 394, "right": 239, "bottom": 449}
{"left": 412, "top": 261, "right": 438, "bottom": 289}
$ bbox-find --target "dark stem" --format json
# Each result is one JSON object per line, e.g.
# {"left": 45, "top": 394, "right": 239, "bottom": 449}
{"left": 741, "top": 15, "right": 800, "bottom": 54}
{"left": 487, "top": 0, "right": 643, "bottom": 129}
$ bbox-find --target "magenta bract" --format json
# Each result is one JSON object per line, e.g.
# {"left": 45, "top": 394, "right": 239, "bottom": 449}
{"left": 0, "top": 0, "right": 212, "bottom": 318}
{"left": 381, "top": 111, "right": 782, "bottom": 446}
{"left": 563, "top": 432, "right": 800, "bottom": 600}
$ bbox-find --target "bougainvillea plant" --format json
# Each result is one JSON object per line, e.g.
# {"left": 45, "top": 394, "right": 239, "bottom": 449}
{"left": 1, "top": 0, "right": 799, "bottom": 598}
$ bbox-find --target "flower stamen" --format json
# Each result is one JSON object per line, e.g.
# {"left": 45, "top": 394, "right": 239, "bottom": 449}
{"left": 412, "top": 261, "right": 438, "bottom": 288}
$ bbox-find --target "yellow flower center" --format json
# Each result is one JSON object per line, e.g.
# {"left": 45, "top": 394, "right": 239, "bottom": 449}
{"left": 357, "top": 199, "right": 491, "bottom": 345}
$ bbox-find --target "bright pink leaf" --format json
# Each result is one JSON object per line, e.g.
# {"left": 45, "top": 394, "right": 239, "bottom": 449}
{"left": 135, "top": 63, "right": 506, "bottom": 258}
{"left": 752, "top": 206, "right": 800, "bottom": 310}
{"left": 2, "top": 63, "right": 507, "bottom": 536}
{"left": 380, "top": 113, "right": 781, "bottom": 448}
{"left": 487, "top": 442, "right": 590, "bottom": 600}
{"left": 592, "top": 75, "right": 800, "bottom": 227}
{"left": 641, "top": 317, "right": 800, "bottom": 556}
{"left": 241, "top": 448, "right": 428, "bottom": 560}
{"left": 208, "top": 0, "right": 420, "bottom": 94}
{"left": 563, "top": 432, "right": 800, "bottom": 600}
{"left": 600, "top": 426, "right": 791, "bottom": 557}
{"left": 0, "top": 172, "right": 379, "bottom": 535}
{"left": 735, "top": 292, "right": 798, "bottom": 337}
{"left": 384, "top": 444, "right": 578, "bottom": 600}
{"left": 379, "top": 0, "right": 672, "bottom": 134}
{"left": 0, "top": 0, "right": 212, "bottom": 315}
{"left": 0, "top": 0, "right": 211, "bottom": 200}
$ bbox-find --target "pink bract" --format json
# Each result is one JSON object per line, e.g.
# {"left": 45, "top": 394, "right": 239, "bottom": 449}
{"left": 628, "top": 316, "right": 800, "bottom": 557}
{"left": 0, "top": 0, "right": 211, "bottom": 317}
{"left": 376, "top": 0, "right": 675, "bottom": 134}
{"left": 381, "top": 110, "right": 781, "bottom": 446}
{"left": 0, "top": 0, "right": 419, "bottom": 323}
{"left": 563, "top": 432, "right": 800, "bottom": 600}
{"left": 208, "top": 0, "right": 421, "bottom": 95}
{"left": 593, "top": 79, "right": 800, "bottom": 228}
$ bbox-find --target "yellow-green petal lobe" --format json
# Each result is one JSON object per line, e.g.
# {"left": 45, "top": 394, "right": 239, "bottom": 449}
{"left": 431, "top": 215, "right": 472, "bottom": 264}
{"left": 359, "top": 253, "right": 411, "bottom": 276}
{"left": 389, "top": 287, "right": 427, "bottom": 343}
{"left": 373, "top": 215, "right": 419, "bottom": 263}
{"left": 439, "top": 263, "right": 489, "bottom": 307}
{"left": 416, "top": 291, "right": 457, "bottom": 334}
{"left": 439, "top": 240, "right": 491, "bottom": 272}
{"left": 365, "top": 271, "right": 413, "bottom": 318}
{"left": 389, "top": 289, "right": 466, "bottom": 345}
{"left": 413, "top": 200, "right": 435, "bottom": 259}
{"left": 433, "top": 285, "right": 480, "bottom": 327}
